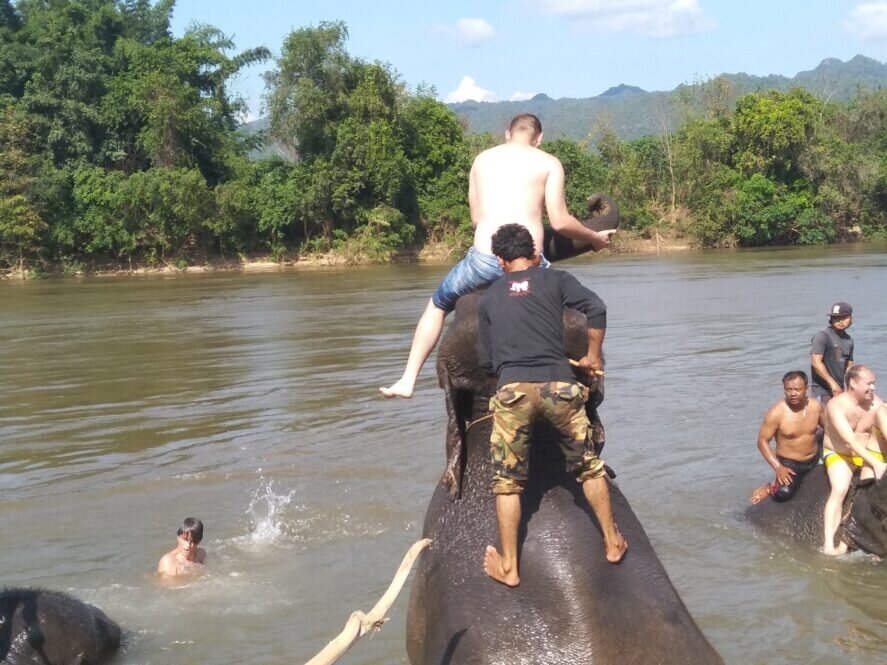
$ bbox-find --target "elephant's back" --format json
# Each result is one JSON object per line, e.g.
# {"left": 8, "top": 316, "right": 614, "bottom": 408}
{"left": 745, "top": 467, "right": 829, "bottom": 546}
{"left": 407, "top": 420, "right": 722, "bottom": 664}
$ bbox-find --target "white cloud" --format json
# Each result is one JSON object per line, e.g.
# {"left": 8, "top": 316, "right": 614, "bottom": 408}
{"left": 456, "top": 18, "right": 495, "bottom": 46}
{"left": 435, "top": 18, "right": 495, "bottom": 47}
{"left": 509, "top": 90, "right": 537, "bottom": 101}
{"left": 535, "top": 0, "right": 714, "bottom": 38}
{"left": 845, "top": 2, "right": 887, "bottom": 39}
{"left": 445, "top": 76, "right": 497, "bottom": 103}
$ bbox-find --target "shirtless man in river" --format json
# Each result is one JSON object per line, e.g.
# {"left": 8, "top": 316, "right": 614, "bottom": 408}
{"left": 750, "top": 371, "right": 823, "bottom": 504}
{"left": 821, "top": 365, "right": 887, "bottom": 555}
{"left": 380, "top": 113, "right": 615, "bottom": 399}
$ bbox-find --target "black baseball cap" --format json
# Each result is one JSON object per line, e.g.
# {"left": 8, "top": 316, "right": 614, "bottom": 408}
{"left": 829, "top": 302, "right": 852, "bottom": 318}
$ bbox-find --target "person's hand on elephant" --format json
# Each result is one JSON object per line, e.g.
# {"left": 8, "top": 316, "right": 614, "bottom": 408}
{"left": 873, "top": 460, "right": 886, "bottom": 481}
{"left": 589, "top": 229, "right": 617, "bottom": 251}
{"left": 775, "top": 464, "right": 796, "bottom": 486}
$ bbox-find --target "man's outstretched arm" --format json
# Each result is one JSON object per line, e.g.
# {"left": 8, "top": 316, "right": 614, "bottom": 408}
{"left": 544, "top": 160, "right": 614, "bottom": 251}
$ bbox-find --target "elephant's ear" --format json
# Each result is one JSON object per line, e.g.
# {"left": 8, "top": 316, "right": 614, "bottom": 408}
{"left": 441, "top": 369, "right": 466, "bottom": 500}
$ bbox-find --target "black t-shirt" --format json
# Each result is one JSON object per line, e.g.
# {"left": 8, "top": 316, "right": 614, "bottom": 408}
{"left": 477, "top": 266, "right": 606, "bottom": 387}
{"left": 810, "top": 326, "right": 854, "bottom": 396}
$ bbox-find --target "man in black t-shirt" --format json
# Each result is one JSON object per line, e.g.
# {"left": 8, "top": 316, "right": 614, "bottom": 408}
{"left": 477, "top": 224, "right": 627, "bottom": 587}
{"left": 810, "top": 302, "right": 854, "bottom": 405}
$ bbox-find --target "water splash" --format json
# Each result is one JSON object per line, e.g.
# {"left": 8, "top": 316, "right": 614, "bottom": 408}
{"left": 242, "top": 477, "right": 297, "bottom": 545}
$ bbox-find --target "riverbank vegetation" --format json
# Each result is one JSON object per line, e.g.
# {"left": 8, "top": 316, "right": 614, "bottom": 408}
{"left": 1, "top": 2, "right": 886, "bottom": 275}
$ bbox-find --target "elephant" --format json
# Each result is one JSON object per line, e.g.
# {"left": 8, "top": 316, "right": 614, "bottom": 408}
{"left": 0, "top": 587, "right": 121, "bottom": 665}
{"left": 746, "top": 467, "right": 887, "bottom": 557}
{"left": 405, "top": 205, "right": 724, "bottom": 664}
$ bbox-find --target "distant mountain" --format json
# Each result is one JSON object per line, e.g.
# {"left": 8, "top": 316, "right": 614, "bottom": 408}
{"left": 599, "top": 84, "right": 647, "bottom": 97}
{"left": 447, "top": 55, "right": 887, "bottom": 141}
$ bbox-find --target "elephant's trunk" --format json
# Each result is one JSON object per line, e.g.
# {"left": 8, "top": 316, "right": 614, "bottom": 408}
{"left": 542, "top": 194, "right": 619, "bottom": 262}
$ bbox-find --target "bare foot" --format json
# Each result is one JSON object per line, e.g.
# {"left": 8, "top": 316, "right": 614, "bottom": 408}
{"left": 379, "top": 378, "right": 414, "bottom": 399}
{"left": 750, "top": 484, "right": 772, "bottom": 505}
{"left": 823, "top": 541, "right": 849, "bottom": 556}
{"left": 483, "top": 545, "right": 520, "bottom": 587}
{"left": 605, "top": 531, "right": 628, "bottom": 563}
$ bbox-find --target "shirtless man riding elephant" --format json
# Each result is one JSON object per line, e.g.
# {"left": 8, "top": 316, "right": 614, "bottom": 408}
{"left": 381, "top": 113, "right": 616, "bottom": 399}
{"left": 821, "top": 364, "right": 887, "bottom": 555}
{"left": 750, "top": 371, "right": 823, "bottom": 504}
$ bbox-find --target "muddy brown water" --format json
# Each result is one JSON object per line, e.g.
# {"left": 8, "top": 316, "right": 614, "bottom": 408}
{"left": 2, "top": 244, "right": 886, "bottom": 664}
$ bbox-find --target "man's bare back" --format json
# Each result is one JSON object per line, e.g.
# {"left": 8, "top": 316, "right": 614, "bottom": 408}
{"left": 469, "top": 142, "right": 555, "bottom": 254}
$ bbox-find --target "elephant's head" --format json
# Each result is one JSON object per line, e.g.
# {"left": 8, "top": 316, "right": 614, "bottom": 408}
{"left": 844, "top": 477, "right": 887, "bottom": 557}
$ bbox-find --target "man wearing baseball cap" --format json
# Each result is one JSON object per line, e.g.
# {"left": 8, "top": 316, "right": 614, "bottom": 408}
{"left": 810, "top": 302, "right": 854, "bottom": 405}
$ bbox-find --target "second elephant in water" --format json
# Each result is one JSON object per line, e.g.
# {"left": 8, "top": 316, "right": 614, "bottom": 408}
{"left": 0, "top": 587, "right": 121, "bottom": 665}
{"left": 747, "top": 469, "right": 887, "bottom": 556}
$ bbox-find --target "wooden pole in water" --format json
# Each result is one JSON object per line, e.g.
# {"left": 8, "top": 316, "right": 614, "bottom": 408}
{"left": 303, "top": 538, "right": 432, "bottom": 665}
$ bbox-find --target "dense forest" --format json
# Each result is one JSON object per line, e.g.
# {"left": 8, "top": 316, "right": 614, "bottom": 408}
{"left": 0, "top": 1, "right": 885, "bottom": 274}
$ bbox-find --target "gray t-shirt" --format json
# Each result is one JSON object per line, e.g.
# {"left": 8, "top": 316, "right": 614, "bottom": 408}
{"left": 810, "top": 327, "right": 854, "bottom": 397}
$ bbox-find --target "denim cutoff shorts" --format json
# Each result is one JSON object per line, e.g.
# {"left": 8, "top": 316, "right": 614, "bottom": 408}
{"left": 431, "top": 248, "right": 550, "bottom": 313}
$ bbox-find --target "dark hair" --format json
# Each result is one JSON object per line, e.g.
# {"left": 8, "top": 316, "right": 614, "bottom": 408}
{"left": 845, "top": 364, "right": 871, "bottom": 388}
{"left": 177, "top": 517, "right": 203, "bottom": 543}
{"left": 782, "top": 370, "right": 808, "bottom": 385}
{"left": 491, "top": 224, "right": 536, "bottom": 262}
{"left": 508, "top": 113, "right": 542, "bottom": 139}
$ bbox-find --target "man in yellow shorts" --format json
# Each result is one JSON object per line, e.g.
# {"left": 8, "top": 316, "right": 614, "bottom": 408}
{"left": 821, "top": 365, "right": 887, "bottom": 555}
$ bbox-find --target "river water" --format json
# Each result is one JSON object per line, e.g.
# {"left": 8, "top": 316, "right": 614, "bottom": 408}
{"left": 2, "top": 244, "right": 886, "bottom": 665}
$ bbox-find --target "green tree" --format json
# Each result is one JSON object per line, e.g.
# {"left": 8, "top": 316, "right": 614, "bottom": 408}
{"left": 401, "top": 90, "right": 472, "bottom": 241}
{"left": 597, "top": 131, "right": 655, "bottom": 231}
{"left": 73, "top": 165, "right": 213, "bottom": 262}
{"left": 263, "top": 24, "right": 426, "bottom": 252}
{"left": 727, "top": 174, "right": 815, "bottom": 246}
{"left": 102, "top": 25, "right": 268, "bottom": 181}
{"left": 732, "top": 88, "right": 818, "bottom": 179}
{"left": 264, "top": 20, "right": 358, "bottom": 160}
{"left": 0, "top": 107, "right": 47, "bottom": 268}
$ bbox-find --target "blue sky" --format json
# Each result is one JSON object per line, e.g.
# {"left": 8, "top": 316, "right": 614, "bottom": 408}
{"left": 170, "top": 1, "right": 887, "bottom": 120}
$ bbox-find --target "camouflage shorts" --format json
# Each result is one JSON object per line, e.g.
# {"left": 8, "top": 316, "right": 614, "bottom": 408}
{"left": 489, "top": 381, "right": 606, "bottom": 495}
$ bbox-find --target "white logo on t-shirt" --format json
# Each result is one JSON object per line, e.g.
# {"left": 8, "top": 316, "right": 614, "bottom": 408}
{"left": 509, "top": 280, "right": 529, "bottom": 295}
